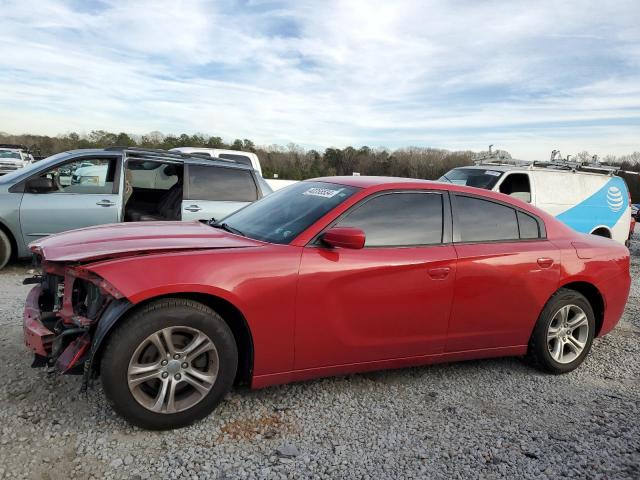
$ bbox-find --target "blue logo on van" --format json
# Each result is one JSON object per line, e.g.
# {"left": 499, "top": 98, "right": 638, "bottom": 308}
{"left": 556, "top": 177, "right": 627, "bottom": 233}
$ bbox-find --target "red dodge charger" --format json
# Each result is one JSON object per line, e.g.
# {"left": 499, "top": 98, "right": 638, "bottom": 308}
{"left": 23, "top": 176, "right": 631, "bottom": 429}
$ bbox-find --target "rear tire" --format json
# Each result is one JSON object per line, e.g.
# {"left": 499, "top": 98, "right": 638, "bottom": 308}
{"left": 100, "top": 298, "right": 238, "bottom": 430}
{"left": 527, "top": 288, "right": 595, "bottom": 374}
{"left": 0, "top": 230, "right": 11, "bottom": 270}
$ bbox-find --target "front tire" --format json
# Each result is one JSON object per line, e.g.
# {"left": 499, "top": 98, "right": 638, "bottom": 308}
{"left": 528, "top": 288, "right": 595, "bottom": 374}
{"left": 100, "top": 298, "right": 238, "bottom": 430}
{"left": 0, "top": 230, "right": 11, "bottom": 270}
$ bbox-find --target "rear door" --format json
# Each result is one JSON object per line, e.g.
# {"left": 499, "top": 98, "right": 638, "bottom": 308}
{"left": 446, "top": 193, "right": 560, "bottom": 352}
{"left": 183, "top": 164, "right": 259, "bottom": 222}
{"left": 19, "top": 155, "right": 122, "bottom": 244}
{"left": 295, "top": 190, "right": 457, "bottom": 369}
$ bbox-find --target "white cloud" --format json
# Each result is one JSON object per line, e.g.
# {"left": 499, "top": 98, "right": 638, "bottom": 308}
{"left": 0, "top": 0, "right": 638, "bottom": 159}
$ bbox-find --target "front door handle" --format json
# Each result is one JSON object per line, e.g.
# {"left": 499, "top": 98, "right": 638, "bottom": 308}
{"left": 96, "top": 199, "right": 115, "bottom": 207}
{"left": 428, "top": 267, "right": 451, "bottom": 279}
{"left": 537, "top": 257, "right": 554, "bottom": 268}
{"left": 185, "top": 205, "right": 202, "bottom": 212}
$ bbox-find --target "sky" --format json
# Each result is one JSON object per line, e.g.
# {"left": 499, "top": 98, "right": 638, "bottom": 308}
{"left": 0, "top": 0, "right": 639, "bottom": 160}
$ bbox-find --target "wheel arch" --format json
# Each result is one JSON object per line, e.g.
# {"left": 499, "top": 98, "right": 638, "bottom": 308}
{"left": 590, "top": 226, "right": 612, "bottom": 238}
{"left": 556, "top": 281, "right": 605, "bottom": 336}
{"left": 91, "top": 292, "right": 254, "bottom": 386}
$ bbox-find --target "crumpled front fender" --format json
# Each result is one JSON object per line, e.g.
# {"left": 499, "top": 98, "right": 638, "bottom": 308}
{"left": 87, "top": 297, "right": 134, "bottom": 374}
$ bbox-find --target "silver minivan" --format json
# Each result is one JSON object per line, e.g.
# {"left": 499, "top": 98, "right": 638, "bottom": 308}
{"left": 0, "top": 147, "right": 272, "bottom": 269}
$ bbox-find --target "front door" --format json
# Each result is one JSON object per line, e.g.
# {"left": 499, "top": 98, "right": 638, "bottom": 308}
{"left": 295, "top": 191, "right": 457, "bottom": 370}
{"left": 19, "top": 156, "right": 122, "bottom": 245}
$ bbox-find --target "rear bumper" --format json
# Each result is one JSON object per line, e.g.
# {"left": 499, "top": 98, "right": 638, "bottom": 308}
{"left": 23, "top": 285, "right": 54, "bottom": 356}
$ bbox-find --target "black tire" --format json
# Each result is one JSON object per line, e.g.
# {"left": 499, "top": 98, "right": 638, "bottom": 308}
{"left": 0, "top": 229, "right": 11, "bottom": 270}
{"left": 100, "top": 298, "right": 238, "bottom": 430}
{"left": 527, "top": 288, "right": 595, "bottom": 374}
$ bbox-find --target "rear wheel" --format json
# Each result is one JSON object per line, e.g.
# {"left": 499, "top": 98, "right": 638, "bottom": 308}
{"left": 101, "top": 298, "right": 237, "bottom": 430}
{"left": 0, "top": 230, "right": 11, "bottom": 270}
{"left": 527, "top": 289, "right": 595, "bottom": 374}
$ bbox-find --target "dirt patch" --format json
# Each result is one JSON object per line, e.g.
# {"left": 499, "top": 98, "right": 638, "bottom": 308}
{"left": 216, "top": 411, "right": 293, "bottom": 442}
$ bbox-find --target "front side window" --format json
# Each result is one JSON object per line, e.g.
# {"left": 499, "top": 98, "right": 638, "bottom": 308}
{"left": 188, "top": 165, "right": 257, "bottom": 202}
{"left": 499, "top": 173, "right": 531, "bottom": 203}
{"left": 27, "top": 157, "right": 116, "bottom": 194}
{"left": 335, "top": 192, "right": 444, "bottom": 247}
{"left": 217, "top": 181, "right": 358, "bottom": 244}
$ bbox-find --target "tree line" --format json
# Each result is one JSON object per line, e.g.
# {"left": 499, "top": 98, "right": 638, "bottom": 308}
{"left": 1, "top": 131, "right": 638, "bottom": 187}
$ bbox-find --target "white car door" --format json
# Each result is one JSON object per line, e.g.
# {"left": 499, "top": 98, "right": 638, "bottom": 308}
{"left": 181, "top": 164, "right": 259, "bottom": 222}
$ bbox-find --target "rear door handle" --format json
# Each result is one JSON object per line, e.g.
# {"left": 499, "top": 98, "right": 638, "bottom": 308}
{"left": 96, "top": 200, "right": 115, "bottom": 207}
{"left": 537, "top": 257, "right": 554, "bottom": 268}
{"left": 185, "top": 205, "right": 202, "bottom": 212}
{"left": 428, "top": 267, "right": 451, "bottom": 279}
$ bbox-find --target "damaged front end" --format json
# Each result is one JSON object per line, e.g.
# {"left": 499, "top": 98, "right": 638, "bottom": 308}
{"left": 23, "top": 253, "right": 127, "bottom": 382}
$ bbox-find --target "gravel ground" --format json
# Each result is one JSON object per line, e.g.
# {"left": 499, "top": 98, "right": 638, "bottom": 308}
{"left": 1, "top": 237, "right": 639, "bottom": 480}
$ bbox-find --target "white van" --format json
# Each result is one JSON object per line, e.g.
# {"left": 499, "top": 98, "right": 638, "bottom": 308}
{"left": 440, "top": 162, "right": 633, "bottom": 245}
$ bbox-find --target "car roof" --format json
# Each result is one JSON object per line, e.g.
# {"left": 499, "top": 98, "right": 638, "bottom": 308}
{"left": 60, "top": 147, "right": 254, "bottom": 171}
{"left": 311, "top": 176, "right": 438, "bottom": 188}
{"left": 450, "top": 165, "right": 521, "bottom": 172}
{"left": 307, "top": 175, "right": 545, "bottom": 207}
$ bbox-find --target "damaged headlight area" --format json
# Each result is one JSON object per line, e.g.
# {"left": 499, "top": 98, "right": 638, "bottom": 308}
{"left": 23, "top": 258, "right": 123, "bottom": 376}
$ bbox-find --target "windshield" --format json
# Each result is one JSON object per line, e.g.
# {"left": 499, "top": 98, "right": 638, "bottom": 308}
{"left": 439, "top": 168, "right": 504, "bottom": 189}
{"left": 217, "top": 181, "right": 359, "bottom": 244}
{"left": 0, "top": 150, "right": 21, "bottom": 160}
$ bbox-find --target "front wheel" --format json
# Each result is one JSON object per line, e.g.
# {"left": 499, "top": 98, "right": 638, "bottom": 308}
{"left": 100, "top": 298, "right": 238, "bottom": 430}
{"left": 527, "top": 289, "right": 595, "bottom": 374}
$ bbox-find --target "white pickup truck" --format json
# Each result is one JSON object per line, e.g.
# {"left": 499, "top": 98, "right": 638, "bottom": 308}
{"left": 0, "top": 144, "right": 34, "bottom": 176}
{"left": 170, "top": 147, "right": 297, "bottom": 191}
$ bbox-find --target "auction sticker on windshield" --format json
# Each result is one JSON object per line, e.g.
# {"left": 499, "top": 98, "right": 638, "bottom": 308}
{"left": 303, "top": 187, "right": 344, "bottom": 198}
{"left": 484, "top": 170, "right": 502, "bottom": 176}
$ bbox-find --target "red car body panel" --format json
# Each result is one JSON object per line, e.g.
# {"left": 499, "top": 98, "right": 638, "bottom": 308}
{"left": 447, "top": 240, "right": 561, "bottom": 352}
{"left": 85, "top": 246, "right": 303, "bottom": 378}
{"left": 31, "top": 221, "right": 263, "bottom": 262}
{"left": 24, "top": 177, "right": 631, "bottom": 389}
{"left": 295, "top": 244, "right": 457, "bottom": 369}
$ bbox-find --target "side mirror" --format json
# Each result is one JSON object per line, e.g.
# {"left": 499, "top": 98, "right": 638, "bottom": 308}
{"left": 321, "top": 227, "right": 365, "bottom": 249}
{"left": 26, "top": 177, "right": 55, "bottom": 193}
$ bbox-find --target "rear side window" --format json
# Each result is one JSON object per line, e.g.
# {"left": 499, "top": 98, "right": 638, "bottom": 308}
{"left": 455, "top": 196, "right": 519, "bottom": 242}
{"left": 336, "top": 192, "right": 443, "bottom": 247}
{"left": 517, "top": 211, "right": 541, "bottom": 239}
{"left": 187, "top": 165, "right": 257, "bottom": 202}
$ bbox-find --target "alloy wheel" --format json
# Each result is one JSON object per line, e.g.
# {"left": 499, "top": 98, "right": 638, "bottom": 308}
{"left": 547, "top": 304, "right": 589, "bottom": 364}
{"left": 127, "top": 326, "right": 219, "bottom": 414}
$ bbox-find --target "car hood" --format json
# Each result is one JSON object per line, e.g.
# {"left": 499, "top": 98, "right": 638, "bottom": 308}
{"left": 30, "top": 221, "right": 264, "bottom": 263}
